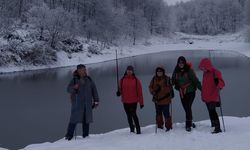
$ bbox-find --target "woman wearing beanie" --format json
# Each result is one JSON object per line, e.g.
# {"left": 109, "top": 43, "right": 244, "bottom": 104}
{"left": 172, "top": 56, "right": 201, "bottom": 132}
{"left": 116, "top": 65, "right": 144, "bottom": 134}
{"left": 149, "top": 66, "right": 174, "bottom": 131}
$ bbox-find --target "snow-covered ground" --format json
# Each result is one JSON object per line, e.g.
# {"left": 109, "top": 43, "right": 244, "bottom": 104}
{"left": 1, "top": 32, "right": 249, "bottom": 74}
{"left": 7, "top": 117, "right": 248, "bottom": 150}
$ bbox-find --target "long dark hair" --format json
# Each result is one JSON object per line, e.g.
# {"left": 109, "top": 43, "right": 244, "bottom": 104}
{"left": 174, "top": 56, "right": 190, "bottom": 73}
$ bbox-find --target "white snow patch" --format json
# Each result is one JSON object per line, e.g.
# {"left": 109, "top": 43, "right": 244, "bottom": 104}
{"left": 9, "top": 117, "right": 250, "bottom": 150}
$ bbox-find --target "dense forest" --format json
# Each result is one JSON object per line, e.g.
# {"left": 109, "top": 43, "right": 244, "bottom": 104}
{"left": 0, "top": 0, "right": 250, "bottom": 66}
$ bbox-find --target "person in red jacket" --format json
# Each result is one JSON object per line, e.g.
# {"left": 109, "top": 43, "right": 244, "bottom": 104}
{"left": 116, "top": 65, "right": 144, "bottom": 134}
{"left": 199, "top": 58, "right": 225, "bottom": 134}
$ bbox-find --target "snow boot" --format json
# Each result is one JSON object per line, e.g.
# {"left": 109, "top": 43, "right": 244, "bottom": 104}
{"left": 212, "top": 120, "right": 222, "bottom": 134}
{"left": 165, "top": 116, "right": 172, "bottom": 131}
{"left": 185, "top": 120, "right": 192, "bottom": 132}
{"left": 65, "top": 135, "right": 73, "bottom": 141}
{"left": 156, "top": 115, "right": 164, "bottom": 129}
{"left": 129, "top": 125, "right": 135, "bottom": 133}
{"left": 65, "top": 123, "right": 76, "bottom": 140}
{"left": 192, "top": 123, "right": 196, "bottom": 128}
{"left": 136, "top": 125, "right": 141, "bottom": 134}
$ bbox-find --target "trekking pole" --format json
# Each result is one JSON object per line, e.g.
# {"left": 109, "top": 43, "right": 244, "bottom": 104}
{"left": 74, "top": 86, "right": 78, "bottom": 140}
{"left": 170, "top": 102, "right": 173, "bottom": 129}
{"left": 74, "top": 95, "right": 78, "bottom": 140}
{"left": 219, "top": 91, "right": 226, "bottom": 132}
{"left": 115, "top": 49, "right": 119, "bottom": 91}
{"left": 74, "top": 125, "right": 77, "bottom": 140}
{"left": 155, "top": 104, "right": 158, "bottom": 134}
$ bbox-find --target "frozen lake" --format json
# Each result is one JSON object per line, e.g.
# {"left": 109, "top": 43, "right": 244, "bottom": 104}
{"left": 0, "top": 50, "right": 250, "bottom": 149}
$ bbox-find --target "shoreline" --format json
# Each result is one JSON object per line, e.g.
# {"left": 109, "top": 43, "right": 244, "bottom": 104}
{"left": 1, "top": 45, "right": 250, "bottom": 74}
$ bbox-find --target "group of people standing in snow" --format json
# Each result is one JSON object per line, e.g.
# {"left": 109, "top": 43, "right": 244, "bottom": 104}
{"left": 64, "top": 56, "right": 225, "bottom": 140}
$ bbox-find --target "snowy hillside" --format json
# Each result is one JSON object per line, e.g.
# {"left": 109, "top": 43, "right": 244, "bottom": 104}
{"left": 15, "top": 117, "right": 250, "bottom": 150}
{"left": 1, "top": 31, "right": 250, "bottom": 74}
{"left": 164, "top": 0, "right": 191, "bottom": 5}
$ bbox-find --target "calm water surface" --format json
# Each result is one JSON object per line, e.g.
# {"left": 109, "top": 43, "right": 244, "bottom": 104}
{"left": 0, "top": 50, "right": 250, "bottom": 149}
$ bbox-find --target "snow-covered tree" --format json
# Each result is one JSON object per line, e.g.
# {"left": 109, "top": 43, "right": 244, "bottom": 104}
{"left": 174, "top": 0, "right": 244, "bottom": 35}
{"left": 244, "top": 0, "right": 250, "bottom": 42}
{"left": 143, "top": 0, "right": 165, "bottom": 35}
{"left": 27, "top": 2, "right": 50, "bottom": 40}
{"left": 126, "top": 9, "right": 149, "bottom": 45}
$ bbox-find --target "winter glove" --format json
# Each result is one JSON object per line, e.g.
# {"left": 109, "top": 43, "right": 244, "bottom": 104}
{"left": 116, "top": 91, "right": 121, "bottom": 96}
{"left": 216, "top": 101, "right": 221, "bottom": 107}
{"left": 140, "top": 105, "right": 144, "bottom": 109}
{"left": 154, "top": 84, "right": 161, "bottom": 94}
{"left": 73, "top": 84, "right": 80, "bottom": 90}
{"left": 214, "top": 78, "right": 219, "bottom": 86}
{"left": 92, "top": 102, "right": 99, "bottom": 109}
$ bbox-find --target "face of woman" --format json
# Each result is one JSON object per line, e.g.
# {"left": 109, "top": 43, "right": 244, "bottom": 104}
{"left": 178, "top": 61, "right": 185, "bottom": 69}
{"left": 157, "top": 70, "right": 163, "bottom": 76}
{"left": 200, "top": 67, "right": 207, "bottom": 72}
{"left": 126, "top": 70, "right": 133, "bottom": 75}
{"left": 77, "top": 68, "right": 87, "bottom": 77}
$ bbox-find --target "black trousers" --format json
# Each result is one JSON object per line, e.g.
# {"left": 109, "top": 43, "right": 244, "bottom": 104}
{"left": 206, "top": 102, "right": 219, "bottom": 122}
{"left": 155, "top": 104, "right": 170, "bottom": 119}
{"left": 66, "top": 109, "right": 89, "bottom": 138}
{"left": 123, "top": 103, "right": 140, "bottom": 131}
{"left": 180, "top": 92, "right": 195, "bottom": 122}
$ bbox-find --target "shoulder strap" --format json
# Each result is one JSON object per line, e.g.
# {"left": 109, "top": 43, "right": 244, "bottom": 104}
{"left": 120, "top": 76, "right": 125, "bottom": 91}
{"left": 87, "top": 76, "right": 93, "bottom": 82}
{"left": 151, "top": 76, "right": 155, "bottom": 85}
{"left": 135, "top": 76, "right": 138, "bottom": 97}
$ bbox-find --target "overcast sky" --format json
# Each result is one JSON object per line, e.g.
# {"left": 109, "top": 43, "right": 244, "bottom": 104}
{"left": 163, "top": 0, "right": 191, "bottom": 5}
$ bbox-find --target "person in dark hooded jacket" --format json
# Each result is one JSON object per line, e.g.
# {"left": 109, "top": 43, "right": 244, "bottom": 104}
{"left": 199, "top": 58, "right": 225, "bottom": 134}
{"left": 172, "top": 56, "right": 201, "bottom": 132}
{"left": 65, "top": 64, "right": 99, "bottom": 140}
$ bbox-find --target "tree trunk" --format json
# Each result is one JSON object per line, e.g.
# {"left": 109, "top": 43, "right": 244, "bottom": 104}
{"left": 18, "top": 0, "right": 23, "bottom": 18}
{"left": 150, "top": 11, "right": 154, "bottom": 35}
{"left": 39, "top": 27, "right": 44, "bottom": 40}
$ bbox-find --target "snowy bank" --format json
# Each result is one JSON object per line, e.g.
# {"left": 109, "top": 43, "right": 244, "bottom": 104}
{"left": 1, "top": 32, "right": 250, "bottom": 74}
{"left": 16, "top": 117, "right": 250, "bottom": 150}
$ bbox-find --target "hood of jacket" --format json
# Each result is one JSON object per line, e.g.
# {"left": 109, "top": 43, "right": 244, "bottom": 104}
{"left": 199, "top": 58, "right": 213, "bottom": 71}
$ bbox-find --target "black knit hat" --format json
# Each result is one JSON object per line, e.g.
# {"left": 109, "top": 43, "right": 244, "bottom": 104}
{"left": 155, "top": 66, "right": 165, "bottom": 75}
{"left": 126, "top": 65, "right": 134, "bottom": 72}
{"left": 77, "top": 64, "right": 86, "bottom": 69}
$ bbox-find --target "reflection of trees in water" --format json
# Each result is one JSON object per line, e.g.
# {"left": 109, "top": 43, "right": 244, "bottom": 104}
{"left": 0, "top": 50, "right": 249, "bottom": 80}
{"left": 89, "top": 50, "right": 250, "bottom": 77}
{"left": 0, "top": 68, "right": 73, "bottom": 81}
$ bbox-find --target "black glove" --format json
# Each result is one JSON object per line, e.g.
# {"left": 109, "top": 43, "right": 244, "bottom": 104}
{"left": 116, "top": 91, "right": 121, "bottom": 96}
{"left": 214, "top": 78, "right": 219, "bottom": 86}
{"left": 216, "top": 101, "right": 221, "bottom": 107}
{"left": 92, "top": 102, "right": 99, "bottom": 109}
{"left": 140, "top": 105, "right": 144, "bottom": 109}
{"left": 154, "top": 84, "right": 161, "bottom": 93}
